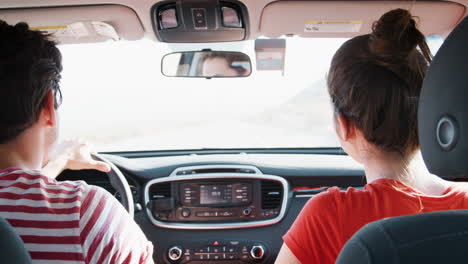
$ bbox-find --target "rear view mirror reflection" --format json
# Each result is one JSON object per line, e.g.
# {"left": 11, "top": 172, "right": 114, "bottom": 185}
{"left": 162, "top": 51, "right": 252, "bottom": 78}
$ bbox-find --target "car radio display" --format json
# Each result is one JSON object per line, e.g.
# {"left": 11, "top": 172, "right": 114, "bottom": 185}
{"left": 181, "top": 182, "right": 251, "bottom": 206}
{"left": 200, "top": 184, "right": 232, "bottom": 204}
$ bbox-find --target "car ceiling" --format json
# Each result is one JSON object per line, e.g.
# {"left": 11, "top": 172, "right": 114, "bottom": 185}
{"left": 0, "top": 0, "right": 466, "bottom": 43}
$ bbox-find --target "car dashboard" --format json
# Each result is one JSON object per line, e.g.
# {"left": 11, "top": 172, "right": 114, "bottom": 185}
{"left": 59, "top": 152, "right": 365, "bottom": 263}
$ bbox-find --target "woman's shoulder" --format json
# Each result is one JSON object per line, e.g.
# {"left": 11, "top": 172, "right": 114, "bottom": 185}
{"left": 301, "top": 186, "right": 374, "bottom": 216}
{"left": 320, "top": 185, "right": 375, "bottom": 200}
{"left": 449, "top": 181, "right": 468, "bottom": 189}
{"left": 447, "top": 181, "right": 468, "bottom": 196}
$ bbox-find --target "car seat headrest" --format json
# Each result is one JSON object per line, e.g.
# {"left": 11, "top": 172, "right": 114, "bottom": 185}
{"left": 419, "top": 16, "right": 468, "bottom": 179}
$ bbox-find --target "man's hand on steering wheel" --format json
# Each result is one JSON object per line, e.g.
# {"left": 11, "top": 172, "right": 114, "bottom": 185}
{"left": 43, "top": 139, "right": 134, "bottom": 216}
{"left": 43, "top": 139, "right": 110, "bottom": 179}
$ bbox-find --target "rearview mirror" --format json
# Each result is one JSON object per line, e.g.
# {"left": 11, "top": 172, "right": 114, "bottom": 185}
{"left": 162, "top": 51, "right": 251, "bottom": 78}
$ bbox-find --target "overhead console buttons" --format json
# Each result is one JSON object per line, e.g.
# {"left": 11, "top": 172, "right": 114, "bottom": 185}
{"left": 192, "top": 8, "right": 207, "bottom": 29}
{"left": 152, "top": 1, "right": 250, "bottom": 42}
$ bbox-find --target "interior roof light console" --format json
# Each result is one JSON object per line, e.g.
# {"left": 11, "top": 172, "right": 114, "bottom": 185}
{"left": 151, "top": 0, "right": 250, "bottom": 43}
{"left": 144, "top": 165, "right": 290, "bottom": 230}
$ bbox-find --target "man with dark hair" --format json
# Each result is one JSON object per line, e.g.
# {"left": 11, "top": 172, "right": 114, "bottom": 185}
{"left": 198, "top": 52, "right": 249, "bottom": 77}
{"left": 0, "top": 21, "right": 153, "bottom": 263}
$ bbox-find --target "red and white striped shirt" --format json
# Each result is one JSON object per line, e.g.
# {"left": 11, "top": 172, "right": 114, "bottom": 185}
{"left": 0, "top": 167, "right": 154, "bottom": 264}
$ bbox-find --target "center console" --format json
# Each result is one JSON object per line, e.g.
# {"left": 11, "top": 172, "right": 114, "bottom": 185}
{"left": 144, "top": 165, "right": 289, "bottom": 229}
{"left": 178, "top": 181, "right": 253, "bottom": 219}
{"left": 143, "top": 165, "right": 290, "bottom": 263}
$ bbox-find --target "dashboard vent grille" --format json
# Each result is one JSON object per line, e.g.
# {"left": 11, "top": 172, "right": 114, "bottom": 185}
{"left": 261, "top": 180, "right": 283, "bottom": 209}
{"left": 176, "top": 167, "right": 257, "bottom": 175}
{"left": 149, "top": 182, "right": 171, "bottom": 200}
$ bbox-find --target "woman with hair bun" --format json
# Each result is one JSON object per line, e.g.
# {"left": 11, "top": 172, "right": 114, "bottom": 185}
{"left": 275, "top": 8, "right": 468, "bottom": 264}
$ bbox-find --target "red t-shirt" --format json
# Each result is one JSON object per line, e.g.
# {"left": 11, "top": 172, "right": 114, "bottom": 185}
{"left": 283, "top": 179, "right": 468, "bottom": 264}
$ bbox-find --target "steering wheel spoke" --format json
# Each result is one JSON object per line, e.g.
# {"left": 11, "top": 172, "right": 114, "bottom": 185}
{"left": 92, "top": 154, "right": 134, "bottom": 217}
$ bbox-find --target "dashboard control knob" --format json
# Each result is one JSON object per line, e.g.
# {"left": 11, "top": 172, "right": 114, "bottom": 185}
{"left": 250, "top": 245, "right": 265, "bottom": 260}
{"left": 181, "top": 208, "right": 191, "bottom": 218}
{"left": 242, "top": 207, "right": 252, "bottom": 216}
{"left": 168, "top": 246, "right": 183, "bottom": 261}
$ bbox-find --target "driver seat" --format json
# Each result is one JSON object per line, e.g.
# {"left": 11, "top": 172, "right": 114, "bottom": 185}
{"left": 336, "top": 16, "right": 468, "bottom": 264}
{"left": 0, "top": 216, "right": 32, "bottom": 264}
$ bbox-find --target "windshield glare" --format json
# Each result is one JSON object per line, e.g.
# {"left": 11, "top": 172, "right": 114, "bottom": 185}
{"left": 58, "top": 36, "right": 443, "bottom": 152}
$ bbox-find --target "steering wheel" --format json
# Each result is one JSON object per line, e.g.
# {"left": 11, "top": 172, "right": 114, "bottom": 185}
{"left": 92, "top": 154, "right": 134, "bottom": 217}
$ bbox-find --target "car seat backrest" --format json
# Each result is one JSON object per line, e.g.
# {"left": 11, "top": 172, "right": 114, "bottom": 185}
{"left": 418, "top": 16, "right": 468, "bottom": 179}
{"left": 0, "top": 216, "right": 32, "bottom": 264}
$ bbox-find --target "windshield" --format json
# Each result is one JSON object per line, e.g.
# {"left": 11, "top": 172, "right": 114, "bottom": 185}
{"left": 58, "top": 36, "right": 444, "bottom": 152}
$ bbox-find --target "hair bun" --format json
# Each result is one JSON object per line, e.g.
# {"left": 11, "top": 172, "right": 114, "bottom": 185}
{"left": 370, "top": 8, "right": 431, "bottom": 63}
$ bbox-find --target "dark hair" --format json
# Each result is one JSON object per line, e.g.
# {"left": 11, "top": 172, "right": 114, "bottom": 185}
{"left": 327, "top": 9, "right": 432, "bottom": 156}
{"left": 197, "top": 51, "right": 248, "bottom": 76}
{"left": 0, "top": 20, "right": 62, "bottom": 144}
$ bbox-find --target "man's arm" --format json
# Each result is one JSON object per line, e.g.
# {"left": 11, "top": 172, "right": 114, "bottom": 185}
{"left": 42, "top": 140, "right": 110, "bottom": 178}
{"left": 80, "top": 185, "right": 154, "bottom": 264}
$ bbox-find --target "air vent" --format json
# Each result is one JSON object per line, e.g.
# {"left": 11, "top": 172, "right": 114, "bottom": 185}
{"left": 261, "top": 180, "right": 283, "bottom": 209}
{"left": 149, "top": 182, "right": 171, "bottom": 200}
{"left": 175, "top": 167, "right": 257, "bottom": 175}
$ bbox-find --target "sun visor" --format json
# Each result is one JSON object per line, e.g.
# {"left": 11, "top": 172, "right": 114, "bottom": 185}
{"left": 259, "top": 1, "right": 465, "bottom": 38}
{"left": 0, "top": 5, "right": 144, "bottom": 44}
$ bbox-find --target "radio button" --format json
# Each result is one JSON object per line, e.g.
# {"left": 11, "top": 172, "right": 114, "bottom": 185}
{"left": 227, "top": 254, "right": 238, "bottom": 260}
{"left": 196, "top": 254, "right": 209, "bottom": 260}
{"left": 182, "top": 255, "right": 192, "bottom": 263}
{"left": 251, "top": 245, "right": 266, "bottom": 260}
{"left": 220, "top": 211, "right": 234, "bottom": 217}
{"left": 242, "top": 207, "right": 252, "bottom": 216}
{"left": 181, "top": 208, "right": 191, "bottom": 218}
{"left": 227, "top": 247, "right": 236, "bottom": 253}
{"left": 241, "top": 245, "right": 249, "bottom": 253}
{"left": 168, "top": 246, "right": 183, "bottom": 261}
{"left": 196, "top": 211, "right": 210, "bottom": 217}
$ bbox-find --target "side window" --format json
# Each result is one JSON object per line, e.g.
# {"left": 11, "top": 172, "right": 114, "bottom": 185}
{"left": 426, "top": 35, "right": 444, "bottom": 56}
